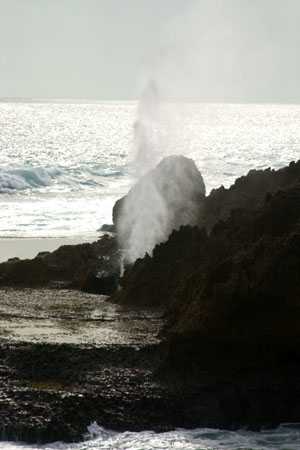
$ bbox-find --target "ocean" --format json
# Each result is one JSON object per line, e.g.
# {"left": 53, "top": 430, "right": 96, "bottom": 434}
{"left": 3, "top": 423, "right": 300, "bottom": 449}
{"left": 0, "top": 101, "right": 299, "bottom": 240}
{"left": 1, "top": 100, "right": 300, "bottom": 449}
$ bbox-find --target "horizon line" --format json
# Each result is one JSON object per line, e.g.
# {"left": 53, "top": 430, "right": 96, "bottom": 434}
{"left": 1, "top": 97, "right": 300, "bottom": 106}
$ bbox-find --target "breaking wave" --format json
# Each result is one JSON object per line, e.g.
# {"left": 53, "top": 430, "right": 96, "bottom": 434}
{"left": 0, "top": 167, "right": 59, "bottom": 192}
{"left": 2, "top": 423, "right": 300, "bottom": 449}
{"left": 0, "top": 165, "right": 125, "bottom": 194}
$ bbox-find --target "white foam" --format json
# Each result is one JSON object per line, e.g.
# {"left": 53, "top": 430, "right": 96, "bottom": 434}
{"left": 0, "top": 167, "right": 58, "bottom": 192}
{"left": 2, "top": 424, "right": 300, "bottom": 449}
{"left": 0, "top": 165, "right": 125, "bottom": 194}
{"left": 0, "top": 101, "right": 299, "bottom": 240}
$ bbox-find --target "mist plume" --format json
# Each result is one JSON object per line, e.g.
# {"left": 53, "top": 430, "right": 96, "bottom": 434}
{"left": 116, "top": 80, "right": 206, "bottom": 264}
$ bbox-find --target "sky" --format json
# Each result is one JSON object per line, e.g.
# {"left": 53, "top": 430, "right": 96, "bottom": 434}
{"left": 1, "top": 0, "right": 300, "bottom": 102}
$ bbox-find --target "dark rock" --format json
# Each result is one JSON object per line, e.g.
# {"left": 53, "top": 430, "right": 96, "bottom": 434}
{"left": 109, "top": 163, "right": 300, "bottom": 438}
{"left": 99, "top": 224, "right": 116, "bottom": 233}
{"left": 7, "top": 257, "right": 20, "bottom": 263}
{"left": 165, "top": 184, "right": 300, "bottom": 341}
{"left": 0, "top": 234, "right": 120, "bottom": 290}
{"left": 113, "top": 155, "right": 206, "bottom": 261}
{"left": 2, "top": 338, "right": 300, "bottom": 443}
{"left": 36, "top": 251, "right": 51, "bottom": 258}
{"left": 113, "top": 161, "right": 300, "bottom": 371}
{"left": 201, "top": 159, "right": 300, "bottom": 231}
{"left": 114, "top": 226, "right": 207, "bottom": 307}
{"left": 114, "top": 160, "right": 300, "bottom": 313}
{"left": 81, "top": 270, "right": 119, "bottom": 295}
{"left": 0, "top": 291, "right": 169, "bottom": 444}
{"left": 1, "top": 159, "right": 300, "bottom": 443}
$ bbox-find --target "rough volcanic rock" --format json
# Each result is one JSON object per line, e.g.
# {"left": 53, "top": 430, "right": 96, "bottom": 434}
{"left": 0, "top": 234, "right": 120, "bottom": 291}
{"left": 114, "top": 226, "right": 207, "bottom": 307}
{"left": 111, "top": 164, "right": 300, "bottom": 432}
{"left": 0, "top": 289, "right": 168, "bottom": 443}
{"left": 1, "top": 160, "right": 300, "bottom": 443}
{"left": 99, "top": 223, "right": 116, "bottom": 233}
{"left": 81, "top": 270, "right": 119, "bottom": 295}
{"left": 2, "top": 289, "right": 300, "bottom": 443}
{"left": 114, "top": 163, "right": 300, "bottom": 355}
{"left": 113, "top": 155, "right": 206, "bottom": 262}
{"left": 165, "top": 183, "right": 300, "bottom": 340}
{"left": 115, "top": 160, "right": 300, "bottom": 310}
{"left": 201, "top": 159, "right": 300, "bottom": 231}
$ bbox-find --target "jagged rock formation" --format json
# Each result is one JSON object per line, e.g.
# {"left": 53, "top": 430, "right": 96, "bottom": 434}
{"left": 0, "top": 235, "right": 119, "bottom": 294}
{"left": 112, "top": 161, "right": 300, "bottom": 430}
{"left": 115, "top": 160, "right": 300, "bottom": 349}
{"left": 1, "top": 159, "right": 300, "bottom": 443}
{"left": 201, "top": 160, "right": 300, "bottom": 230}
{"left": 113, "top": 155, "right": 206, "bottom": 262}
{"left": 115, "top": 160, "right": 300, "bottom": 311}
{"left": 0, "top": 291, "right": 166, "bottom": 443}
{"left": 114, "top": 226, "right": 205, "bottom": 307}
{"left": 166, "top": 183, "right": 300, "bottom": 339}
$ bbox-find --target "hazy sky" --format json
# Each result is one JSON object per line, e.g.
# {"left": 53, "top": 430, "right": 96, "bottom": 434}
{"left": 1, "top": 0, "right": 300, "bottom": 102}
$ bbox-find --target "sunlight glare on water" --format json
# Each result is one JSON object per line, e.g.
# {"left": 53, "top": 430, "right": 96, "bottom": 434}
{"left": 0, "top": 101, "right": 299, "bottom": 238}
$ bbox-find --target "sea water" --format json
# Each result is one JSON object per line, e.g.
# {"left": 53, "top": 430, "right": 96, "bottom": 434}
{"left": 0, "top": 101, "right": 299, "bottom": 238}
{"left": 2, "top": 422, "right": 300, "bottom": 449}
{"left": 1, "top": 101, "right": 300, "bottom": 449}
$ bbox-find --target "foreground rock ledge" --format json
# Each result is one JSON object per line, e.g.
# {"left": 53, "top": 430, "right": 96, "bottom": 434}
{"left": 0, "top": 289, "right": 165, "bottom": 443}
{"left": 2, "top": 289, "right": 300, "bottom": 444}
{"left": 0, "top": 159, "right": 300, "bottom": 443}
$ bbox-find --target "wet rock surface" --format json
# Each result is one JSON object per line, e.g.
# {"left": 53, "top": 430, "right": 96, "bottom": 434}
{"left": 2, "top": 290, "right": 300, "bottom": 444}
{"left": 111, "top": 160, "right": 300, "bottom": 435}
{"left": 115, "top": 160, "right": 300, "bottom": 312}
{"left": 113, "top": 155, "right": 206, "bottom": 262}
{"left": 81, "top": 271, "right": 119, "bottom": 295}
{"left": 0, "top": 288, "right": 167, "bottom": 443}
{"left": 0, "top": 235, "right": 120, "bottom": 294}
{"left": 1, "top": 159, "right": 300, "bottom": 443}
{"left": 201, "top": 159, "right": 300, "bottom": 230}
{"left": 0, "top": 289, "right": 163, "bottom": 346}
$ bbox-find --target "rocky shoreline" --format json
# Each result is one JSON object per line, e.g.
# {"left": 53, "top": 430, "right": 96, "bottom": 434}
{"left": 0, "top": 158, "right": 299, "bottom": 443}
{"left": 0, "top": 289, "right": 166, "bottom": 443}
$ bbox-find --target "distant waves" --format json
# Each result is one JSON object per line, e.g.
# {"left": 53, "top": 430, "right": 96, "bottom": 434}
{"left": 0, "top": 101, "right": 300, "bottom": 238}
{"left": 0, "top": 165, "right": 126, "bottom": 194}
{"left": 0, "top": 166, "right": 60, "bottom": 192}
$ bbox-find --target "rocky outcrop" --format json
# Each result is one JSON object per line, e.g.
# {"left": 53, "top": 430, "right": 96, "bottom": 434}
{"left": 113, "top": 155, "right": 206, "bottom": 228}
{"left": 1, "top": 159, "right": 300, "bottom": 444}
{"left": 81, "top": 270, "right": 119, "bottom": 295}
{"left": 114, "top": 160, "right": 300, "bottom": 363}
{"left": 166, "top": 183, "right": 300, "bottom": 340}
{"left": 113, "top": 155, "right": 206, "bottom": 262}
{"left": 115, "top": 160, "right": 300, "bottom": 310}
{"left": 114, "top": 226, "right": 206, "bottom": 307}
{"left": 3, "top": 340, "right": 300, "bottom": 443}
{"left": 0, "top": 289, "right": 165, "bottom": 443}
{"left": 201, "top": 159, "right": 300, "bottom": 231}
{"left": 111, "top": 161, "right": 300, "bottom": 433}
{"left": 2, "top": 289, "right": 300, "bottom": 443}
{"left": 0, "top": 235, "right": 120, "bottom": 294}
